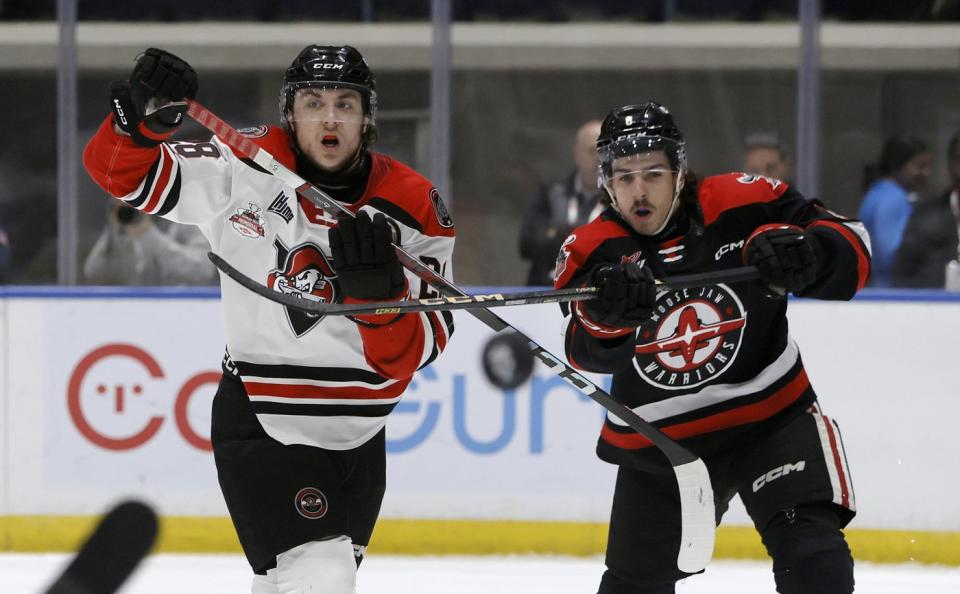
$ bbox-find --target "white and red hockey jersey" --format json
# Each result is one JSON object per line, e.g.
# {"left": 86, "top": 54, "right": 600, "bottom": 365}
{"left": 84, "top": 116, "right": 455, "bottom": 450}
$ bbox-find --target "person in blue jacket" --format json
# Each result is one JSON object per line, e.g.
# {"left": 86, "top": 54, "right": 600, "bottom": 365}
{"left": 858, "top": 135, "right": 931, "bottom": 287}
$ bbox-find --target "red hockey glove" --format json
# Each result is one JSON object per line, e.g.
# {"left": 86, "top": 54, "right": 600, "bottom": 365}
{"left": 329, "top": 211, "right": 407, "bottom": 301}
{"left": 575, "top": 262, "right": 655, "bottom": 335}
{"left": 743, "top": 224, "right": 818, "bottom": 295}
{"left": 111, "top": 48, "right": 198, "bottom": 148}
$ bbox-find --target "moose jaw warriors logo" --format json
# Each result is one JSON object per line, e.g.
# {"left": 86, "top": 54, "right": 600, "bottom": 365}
{"left": 269, "top": 239, "right": 340, "bottom": 337}
{"left": 633, "top": 284, "right": 747, "bottom": 390}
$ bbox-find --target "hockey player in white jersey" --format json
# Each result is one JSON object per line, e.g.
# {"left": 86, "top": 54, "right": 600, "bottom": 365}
{"left": 84, "top": 46, "right": 456, "bottom": 594}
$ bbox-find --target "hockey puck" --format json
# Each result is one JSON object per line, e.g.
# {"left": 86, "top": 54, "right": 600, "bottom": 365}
{"left": 481, "top": 331, "right": 535, "bottom": 390}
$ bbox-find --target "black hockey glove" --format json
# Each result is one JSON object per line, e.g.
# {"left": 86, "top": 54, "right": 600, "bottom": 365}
{"left": 580, "top": 262, "right": 656, "bottom": 329}
{"left": 743, "top": 224, "right": 819, "bottom": 295}
{"left": 329, "top": 211, "right": 406, "bottom": 301}
{"left": 111, "top": 48, "right": 198, "bottom": 148}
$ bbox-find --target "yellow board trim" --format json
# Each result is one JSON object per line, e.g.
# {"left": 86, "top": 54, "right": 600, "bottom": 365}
{"left": 2, "top": 516, "right": 958, "bottom": 566}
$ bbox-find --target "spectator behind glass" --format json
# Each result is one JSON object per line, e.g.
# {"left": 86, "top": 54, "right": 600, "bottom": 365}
{"left": 83, "top": 201, "right": 217, "bottom": 286}
{"left": 894, "top": 131, "right": 960, "bottom": 288}
{"left": 519, "top": 119, "right": 603, "bottom": 286}
{"left": 857, "top": 135, "right": 932, "bottom": 287}
{"left": 742, "top": 130, "right": 791, "bottom": 183}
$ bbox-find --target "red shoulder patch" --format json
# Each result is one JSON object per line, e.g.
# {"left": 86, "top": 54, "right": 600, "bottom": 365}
{"left": 553, "top": 218, "right": 629, "bottom": 289}
{"left": 699, "top": 172, "right": 789, "bottom": 226}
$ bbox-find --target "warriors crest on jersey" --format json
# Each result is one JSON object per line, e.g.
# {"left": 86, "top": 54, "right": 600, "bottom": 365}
{"left": 268, "top": 240, "right": 340, "bottom": 337}
{"left": 633, "top": 283, "right": 747, "bottom": 390}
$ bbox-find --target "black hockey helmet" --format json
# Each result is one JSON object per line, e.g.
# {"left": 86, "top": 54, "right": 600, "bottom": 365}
{"left": 596, "top": 101, "right": 687, "bottom": 186}
{"left": 279, "top": 45, "right": 378, "bottom": 128}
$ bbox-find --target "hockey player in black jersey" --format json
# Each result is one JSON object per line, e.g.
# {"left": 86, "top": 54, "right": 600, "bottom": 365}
{"left": 554, "top": 102, "right": 870, "bottom": 594}
{"left": 85, "top": 46, "right": 455, "bottom": 593}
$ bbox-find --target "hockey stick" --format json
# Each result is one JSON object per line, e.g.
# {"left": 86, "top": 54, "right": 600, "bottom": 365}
{"left": 209, "top": 251, "right": 757, "bottom": 317}
{"left": 188, "top": 100, "right": 715, "bottom": 572}
{"left": 43, "top": 500, "right": 158, "bottom": 594}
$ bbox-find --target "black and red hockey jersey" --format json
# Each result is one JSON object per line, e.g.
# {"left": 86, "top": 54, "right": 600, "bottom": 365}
{"left": 554, "top": 173, "right": 870, "bottom": 469}
{"left": 83, "top": 116, "right": 455, "bottom": 450}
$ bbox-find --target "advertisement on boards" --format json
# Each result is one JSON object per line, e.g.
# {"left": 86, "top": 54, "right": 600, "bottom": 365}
{"left": 4, "top": 296, "right": 617, "bottom": 520}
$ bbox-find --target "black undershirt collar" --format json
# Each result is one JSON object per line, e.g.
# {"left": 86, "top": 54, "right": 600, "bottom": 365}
{"left": 295, "top": 149, "right": 372, "bottom": 205}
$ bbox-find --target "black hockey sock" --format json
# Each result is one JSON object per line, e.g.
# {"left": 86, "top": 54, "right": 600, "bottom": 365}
{"left": 762, "top": 504, "right": 855, "bottom": 594}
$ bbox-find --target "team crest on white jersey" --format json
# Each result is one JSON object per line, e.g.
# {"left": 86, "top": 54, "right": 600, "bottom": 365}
{"left": 269, "top": 240, "right": 339, "bottom": 337}
{"left": 229, "top": 203, "right": 266, "bottom": 238}
{"left": 633, "top": 284, "right": 747, "bottom": 390}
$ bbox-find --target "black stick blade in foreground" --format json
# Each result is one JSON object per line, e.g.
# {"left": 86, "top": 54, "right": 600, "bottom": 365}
{"left": 43, "top": 500, "right": 158, "bottom": 594}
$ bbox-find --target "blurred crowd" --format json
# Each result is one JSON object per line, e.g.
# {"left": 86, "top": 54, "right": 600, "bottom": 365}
{"left": 2, "top": 4, "right": 960, "bottom": 289}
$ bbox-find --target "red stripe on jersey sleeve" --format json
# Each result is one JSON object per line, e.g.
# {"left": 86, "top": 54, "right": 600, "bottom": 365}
{"left": 83, "top": 115, "right": 162, "bottom": 197}
{"left": 427, "top": 310, "right": 449, "bottom": 352}
{"left": 600, "top": 368, "right": 811, "bottom": 449}
{"left": 806, "top": 220, "right": 870, "bottom": 292}
{"left": 564, "top": 321, "right": 590, "bottom": 372}
{"left": 141, "top": 145, "right": 175, "bottom": 213}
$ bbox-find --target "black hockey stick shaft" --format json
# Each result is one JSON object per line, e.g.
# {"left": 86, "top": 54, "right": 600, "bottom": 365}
{"left": 210, "top": 251, "right": 756, "bottom": 317}
{"left": 208, "top": 251, "right": 595, "bottom": 315}
{"left": 188, "top": 100, "right": 714, "bottom": 572}
{"left": 43, "top": 500, "right": 158, "bottom": 594}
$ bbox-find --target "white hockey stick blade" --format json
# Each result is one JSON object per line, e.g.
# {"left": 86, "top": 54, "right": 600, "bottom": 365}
{"left": 674, "top": 459, "right": 716, "bottom": 573}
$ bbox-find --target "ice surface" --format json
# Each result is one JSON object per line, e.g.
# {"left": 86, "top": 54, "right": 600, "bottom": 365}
{"left": 3, "top": 554, "right": 958, "bottom": 593}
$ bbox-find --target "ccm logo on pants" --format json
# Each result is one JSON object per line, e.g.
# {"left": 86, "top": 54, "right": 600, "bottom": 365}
{"left": 752, "top": 461, "right": 806, "bottom": 493}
